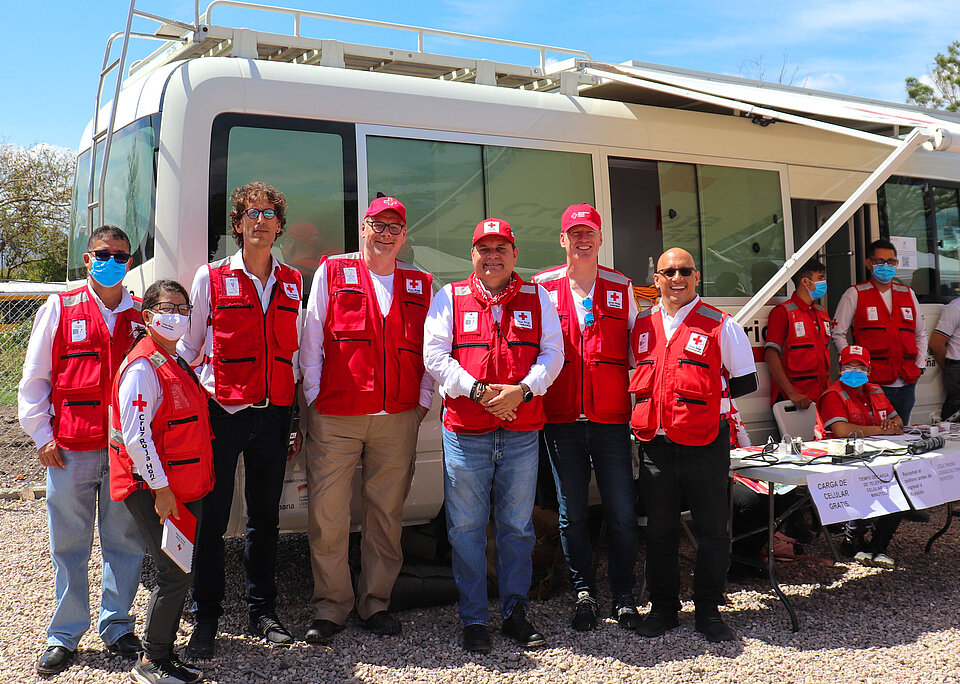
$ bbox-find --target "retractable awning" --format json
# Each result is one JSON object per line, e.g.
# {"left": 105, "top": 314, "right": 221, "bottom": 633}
{"left": 575, "top": 61, "right": 960, "bottom": 323}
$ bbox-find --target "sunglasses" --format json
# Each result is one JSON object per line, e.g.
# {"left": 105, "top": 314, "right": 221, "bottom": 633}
{"left": 365, "top": 219, "right": 405, "bottom": 235}
{"left": 88, "top": 250, "right": 131, "bottom": 264}
{"left": 583, "top": 297, "right": 595, "bottom": 325}
{"left": 244, "top": 208, "right": 277, "bottom": 220}
{"left": 657, "top": 267, "right": 696, "bottom": 278}
{"left": 150, "top": 303, "right": 193, "bottom": 315}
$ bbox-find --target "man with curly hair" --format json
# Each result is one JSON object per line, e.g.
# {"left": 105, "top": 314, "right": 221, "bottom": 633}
{"left": 178, "top": 181, "right": 304, "bottom": 657}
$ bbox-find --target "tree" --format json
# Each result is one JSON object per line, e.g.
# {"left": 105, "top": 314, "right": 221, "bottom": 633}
{"left": 739, "top": 53, "right": 805, "bottom": 86}
{"left": 0, "top": 143, "right": 74, "bottom": 281}
{"left": 906, "top": 40, "right": 960, "bottom": 112}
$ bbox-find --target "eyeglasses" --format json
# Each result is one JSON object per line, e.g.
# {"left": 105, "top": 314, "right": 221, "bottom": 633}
{"left": 150, "top": 303, "right": 193, "bottom": 315}
{"left": 88, "top": 250, "right": 131, "bottom": 264}
{"left": 244, "top": 208, "right": 277, "bottom": 220}
{"left": 656, "top": 267, "right": 696, "bottom": 278}
{"left": 868, "top": 257, "right": 898, "bottom": 266}
{"left": 583, "top": 297, "right": 595, "bottom": 325}
{"left": 840, "top": 364, "right": 868, "bottom": 374}
{"left": 365, "top": 218, "right": 405, "bottom": 235}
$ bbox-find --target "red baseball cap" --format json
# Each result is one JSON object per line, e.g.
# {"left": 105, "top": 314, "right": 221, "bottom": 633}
{"left": 364, "top": 196, "right": 406, "bottom": 222}
{"left": 472, "top": 218, "right": 515, "bottom": 246}
{"left": 561, "top": 204, "right": 602, "bottom": 232}
{"left": 840, "top": 345, "right": 871, "bottom": 368}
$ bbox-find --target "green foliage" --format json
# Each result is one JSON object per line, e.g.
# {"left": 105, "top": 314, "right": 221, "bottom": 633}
{"left": 906, "top": 40, "right": 960, "bottom": 112}
{"left": 0, "top": 318, "right": 35, "bottom": 406}
{"left": 0, "top": 143, "right": 74, "bottom": 281}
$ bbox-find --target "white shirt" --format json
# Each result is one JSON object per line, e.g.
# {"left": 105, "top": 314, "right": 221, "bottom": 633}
{"left": 116, "top": 357, "right": 168, "bottom": 489}
{"left": 17, "top": 282, "right": 138, "bottom": 451}
{"left": 300, "top": 256, "right": 436, "bottom": 411}
{"left": 569, "top": 280, "right": 641, "bottom": 333}
{"left": 934, "top": 297, "right": 960, "bottom": 361}
{"left": 831, "top": 282, "right": 928, "bottom": 387}
{"left": 177, "top": 251, "right": 303, "bottom": 413}
{"left": 424, "top": 279, "right": 564, "bottom": 400}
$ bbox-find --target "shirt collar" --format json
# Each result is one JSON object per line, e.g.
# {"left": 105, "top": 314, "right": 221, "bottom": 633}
{"left": 85, "top": 279, "right": 136, "bottom": 314}
{"left": 790, "top": 291, "right": 812, "bottom": 311}
{"left": 229, "top": 250, "right": 280, "bottom": 280}
{"left": 658, "top": 294, "right": 700, "bottom": 321}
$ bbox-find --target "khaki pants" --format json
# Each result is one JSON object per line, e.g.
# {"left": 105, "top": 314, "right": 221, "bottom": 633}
{"left": 304, "top": 409, "right": 419, "bottom": 622}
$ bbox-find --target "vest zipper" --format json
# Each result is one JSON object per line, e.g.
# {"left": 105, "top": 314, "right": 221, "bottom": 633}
{"left": 382, "top": 313, "right": 388, "bottom": 412}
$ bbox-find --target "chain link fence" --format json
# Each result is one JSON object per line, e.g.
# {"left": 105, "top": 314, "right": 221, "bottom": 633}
{"left": 0, "top": 285, "right": 64, "bottom": 489}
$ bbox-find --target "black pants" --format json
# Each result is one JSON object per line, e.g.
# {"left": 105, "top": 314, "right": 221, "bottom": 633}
{"left": 191, "top": 400, "right": 290, "bottom": 623}
{"left": 942, "top": 361, "right": 960, "bottom": 421}
{"left": 639, "top": 424, "right": 730, "bottom": 612}
{"left": 125, "top": 490, "right": 203, "bottom": 661}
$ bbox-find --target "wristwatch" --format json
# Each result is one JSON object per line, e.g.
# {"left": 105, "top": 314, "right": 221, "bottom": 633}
{"left": 520, "top": 383, "right": 534, "bottom": 403}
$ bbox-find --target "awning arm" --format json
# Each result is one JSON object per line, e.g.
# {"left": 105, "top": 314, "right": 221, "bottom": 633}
{"left": 733, "top": 127, "right": 932, "bottom": 326}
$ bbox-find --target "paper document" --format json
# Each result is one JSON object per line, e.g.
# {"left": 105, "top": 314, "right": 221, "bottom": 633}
{"left": 161, "top": 504, "right": 197, "bottom": 574}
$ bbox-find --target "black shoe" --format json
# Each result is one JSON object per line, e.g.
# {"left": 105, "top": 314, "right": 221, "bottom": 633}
{"left": 727, "top": 561, "right": 766, "bottom": 583}
{"left": 612, "top": 596, "right": 641, "bottom": 630}
{"left": 36, "top": 645, "right": 74, "bottom": 675}
{"left": 106, "top": 632, "right": 142, "bottom": 659}
{"left": 186, "top": 621, "right": 217, "bottom": 659}
{"left": 304, "top": 619, "right": 345, "bottom": 645}
{"left": 695, "top": 609, "right": 738, "bottom": 642}
{"left": 360, "top": 610, "right": 402, "bottom": 635}
{"left": 249, "top": 612, "right": 294, "bottom": 646}
{"left": 169, "top": 652, "right": 203, "bottom": 684}
{"left": 571, "top": 591, "right": 599, "bottom": 631}
{"left": 636, "top": 609, "right": 679, "bottom": 638}
{"left": 130, "top": 656, "right": 189, "bottom": 684}
{"left": 500, "top": 604, "right": 546, "bottom": 648}
{"left": 462, "top": 624, "right": 492, "bottom": 654}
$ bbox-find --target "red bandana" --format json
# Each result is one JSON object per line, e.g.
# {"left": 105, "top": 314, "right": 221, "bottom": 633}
{"left": 468, "top": 272, "right": 522, "bottom": 309}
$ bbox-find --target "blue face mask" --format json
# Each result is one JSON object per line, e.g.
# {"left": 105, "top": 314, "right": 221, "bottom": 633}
{"left": 89, "top": 256, "right": 127, "bottom": 288}
{"left": 840, "top": 369, "right": 869, "bottom": 388}
{"left": 808, "top": 280, "right": 827, "bottom": 300}
{"left": 871, "top": 264, "right": 896, "bottom": 284}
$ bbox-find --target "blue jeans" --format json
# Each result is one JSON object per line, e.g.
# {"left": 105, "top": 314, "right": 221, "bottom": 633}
{"left": 542, "top": 421, "right": 638, "bottom": 597}
{"left": 45, "top": 448, "right": 144, "bottom": 649}
{"left": 881, "top": 383, "right": 917, "bottom": 425}
{"left": 442, "top": 426, "right": 539, "bottom": 627}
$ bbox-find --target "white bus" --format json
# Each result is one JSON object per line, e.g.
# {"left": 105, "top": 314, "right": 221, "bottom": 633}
{"left": 71, "top": 1, "right": 960, "bottom": 533}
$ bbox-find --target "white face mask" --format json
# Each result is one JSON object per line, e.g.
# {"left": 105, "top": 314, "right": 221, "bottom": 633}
{"left": 148, "top": 312, "right": 190, "bottom": 341}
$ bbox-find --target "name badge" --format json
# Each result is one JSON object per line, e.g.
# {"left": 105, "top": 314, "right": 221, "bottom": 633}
{"left": 547, "top": 290, "right": 559, "bottom": 308}
{"left": 70, "top": 319, "right": 87, "bottom": 343}
{"left": 463, "top": 311, "right": 478, "bottom": 333}
{"left": 635, "top": 331, "right": 649, "bottom": 354}
{"left": 879, "top": 410, "right": 888, "bottom": 420}
{"left": 794, "top": 321, "right": 806, "bottom": 338}
{"left": 901, "top": 307, "right": 914, "bottom": 321}
{"left": 225, "top": 276, "right": 241, "bottom": 297}
{"left": 607, "top": 290, "right": 623, "bottom": 309}
{"left": 282, "top": 282, "right": 300, "bottom": 300}
{"left": 454, "top": 285, "right": 471, "bottom": 296}
{"left": 405, "top": 278, "right": 423, "bottom": 295}
{"left": 685, "top": 332, "right": 707, "bottom": 356}
{"left": 824, "top": 320, "right": 832, "bottom": 336}
{"left": 343, "top": 267, "right": 359, "bottom": 285}
{"left": 866, "top": 306, "right": 879, "bottom": 322}
{"left": 514, "top": 310, "right": 533, "bottom": 329}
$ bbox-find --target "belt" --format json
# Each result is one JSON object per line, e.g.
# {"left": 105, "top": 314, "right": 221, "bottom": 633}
{"left": 249, "top": 397, "right": 270, "bottom": 409}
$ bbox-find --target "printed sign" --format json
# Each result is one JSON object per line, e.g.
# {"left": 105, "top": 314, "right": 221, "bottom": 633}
{"left": 463, "top": 311, "right": 478, "bottom": 333}
{"left": 807, "top": 464, "right": 910, "bottom": 525}
{"left": 932, "top": 452, "right": 960, "bottom": 502}
{"left": 685, "top": 332, "right": 707, "bottom": 356}
{"left": 225, "top": 276, "right": 240, "bottom": 297}
{"left": 894, "top": 459, "right": 945, "bottom": 510}
{"left": 70, "top": 319, "right": 87, "bottom": 343}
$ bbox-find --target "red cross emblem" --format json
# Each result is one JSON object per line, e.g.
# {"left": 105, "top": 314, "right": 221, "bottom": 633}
{"left": 691, "top": 334, "right": 705, "bottom": 346}
{"left": 131, "top": 394, "right": 148, "bottom": 410}
{"left": 518, "top": 312, "right": 530, "bottom": 324}
{"left": 177, "top": 543, "right": 182, "bottom": 551}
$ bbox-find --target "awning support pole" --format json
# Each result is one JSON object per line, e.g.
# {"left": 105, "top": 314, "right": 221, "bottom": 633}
{"left": 733, "top": 127, "right": 932, "bottom": 326}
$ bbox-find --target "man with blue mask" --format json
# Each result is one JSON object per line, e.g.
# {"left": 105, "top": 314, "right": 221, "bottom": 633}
{"left": 18, "top": 225, "right": 145, "bottom": 675}
{"left": 815, "top": 345, "right": 906, "bottom": 568}
{"left": 764, "top": 258, "right": 831, "bottom": 409}
{"left": 832, "top": 239, "right": 927, "bottom": 424}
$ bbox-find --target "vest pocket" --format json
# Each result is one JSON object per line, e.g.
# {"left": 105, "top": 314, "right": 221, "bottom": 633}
{"left": 672, "top": 387, "right": 713, "bottom": 426}
{"left": 159, "top": 413, "right": 206, "bottom": 457}
{"left": 628, "top": 359, "right": 656, "bottom": 396}
{"left": 589, "top": 359, "right": 630, "bottom": 417}
{"left": 330, "top": 289, "right": 368, "bottom": 337}
{"left": 273, "top": 304, "right": 300, "bottom": 351}
{"left": 56, "top": 351, "right": 101, "bottom": 391}
{"left": 596, "top": 312, "right": 628, "bottom": 361}
{"left": 58, "top": 399, "right": 105, "bottom": 440}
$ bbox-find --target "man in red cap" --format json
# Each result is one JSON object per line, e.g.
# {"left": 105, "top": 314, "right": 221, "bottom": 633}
{"left": 533, "top": 204, "right": 640, "bottom": 632}
{"left": 300, "top": 196, "right": 434, "bottom": 645}
{"left": 424, "top": 218, "right": 563, "bottom": 653}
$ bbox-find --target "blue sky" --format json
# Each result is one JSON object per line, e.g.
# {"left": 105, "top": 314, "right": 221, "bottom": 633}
{"left": 4, "top": 0, "right": 959, "bottom": 151}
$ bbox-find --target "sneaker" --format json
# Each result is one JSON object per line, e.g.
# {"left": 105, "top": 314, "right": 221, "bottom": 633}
{"left": 635, "top": 609, "right": 679, "bottom": 638}
{"left": 304, "top": 619, "right": 345, "bottom": 645}
{"left": 168, "top": 653, "right": 203, "bottom": 684}
{"left": 462, "top": 624, "right": 491, "bottom": 654}
{"left": 248, "top": 612, "right": 294, "bottom": 646}
{"left": 500, "top": 604, "right": 546, "bottom": 648}
{"left": 854, "top": 551, "right": 895, "bottom": 568}
{"left": 570, "top": 592, "right": 599, "bottom": 631}
{"left": 185, "top": 621, "right": 216, "bottom": 659}
{"left": 360, "top": 610, "right": 402, "bottom": 635}
{"left": 130, "top": 656, "right": 189, "bottom": 684}
{"left": 612, "top": 596, "right": 641, "bottom": 630}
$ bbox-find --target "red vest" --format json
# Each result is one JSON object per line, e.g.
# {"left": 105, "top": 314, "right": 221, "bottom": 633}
{"left": 109, "top": 336, "right": 215, "bottom": 503}
{"left": 207, "top": 260, "right": 301, "bottom": 406}
{"left": 50, "top": 285, "right": 143, "bottom": 451}
{"left": 444, "top": 279, "right": 546, "bottom": 434}
{"left": 815, "top": 380, "right": 895, "bottom": 439}
{"left": 851, "top": 281, "right": 921, "bottom": 385}
{"left": 315, "top": 254, "right": 432, "bottom": 416}
{"left": 770, "top": 294, "right": 831, "bottom": 404}
{"left": 533, "top": 265, "right": 632, "bottom": 423}
{"left": 629, "top": 300, "right": 726, "bottom": 446}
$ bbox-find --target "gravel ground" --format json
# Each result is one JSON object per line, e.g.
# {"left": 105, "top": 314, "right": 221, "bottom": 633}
{"left": 3, "top": 498, "right": 960, "bottom": 683}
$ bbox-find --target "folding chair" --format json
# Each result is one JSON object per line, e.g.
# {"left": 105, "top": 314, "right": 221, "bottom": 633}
{"left": 772, "top": 400, "right": 818, "bottom": 441}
